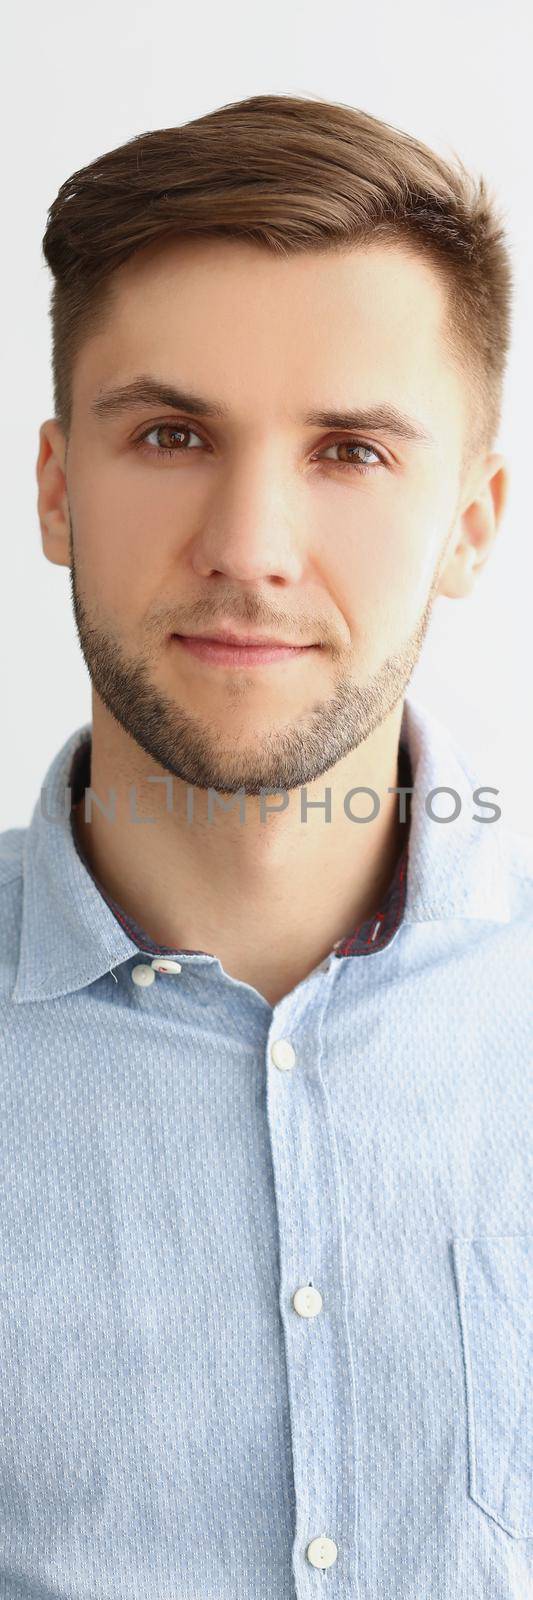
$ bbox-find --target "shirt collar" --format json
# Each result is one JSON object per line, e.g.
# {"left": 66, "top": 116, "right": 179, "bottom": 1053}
{"left": 11, "top": 691, "right": 511, "bottom": 1004}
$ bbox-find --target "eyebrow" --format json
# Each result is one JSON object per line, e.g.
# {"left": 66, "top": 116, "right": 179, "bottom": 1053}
{"left": 90, "top": 375, "right": 436, "bottom": 444}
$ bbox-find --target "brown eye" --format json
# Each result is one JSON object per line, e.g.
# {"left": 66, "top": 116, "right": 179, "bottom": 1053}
{"left": 318, "top": 438, "right": 382, "bottom": 473}
{"left": 136, "top": 422, "right": 206, "bottom": 457}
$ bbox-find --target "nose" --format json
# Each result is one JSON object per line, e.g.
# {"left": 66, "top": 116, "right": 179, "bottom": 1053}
{"left": 188, "top": 447, "right": 306, "bottom": 585}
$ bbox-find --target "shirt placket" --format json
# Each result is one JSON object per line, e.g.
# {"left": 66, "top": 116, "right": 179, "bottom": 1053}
{"left": 265, "top": 980, "right": 362, "bottom": 1596}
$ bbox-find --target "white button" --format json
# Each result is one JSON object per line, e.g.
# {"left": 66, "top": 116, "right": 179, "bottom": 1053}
{"left": 131, "top": 964, "right": 156, "bottom": 987}
{"left": 150, "top": 958, "right": 182, "bottom": 974}
{"left": 307, "top": 1535, "right": 338, "bottom": 1569}
{"left": 293, "top": 1285, "right": 323, "bottom": 1318}
{"left": 270, "top": 1038, "right": 296, "bottom": 1072}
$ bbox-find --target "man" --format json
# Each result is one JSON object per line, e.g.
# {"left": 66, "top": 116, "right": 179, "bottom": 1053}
{"left": 1, "top": 93, "right": 531, "bottom": 1598}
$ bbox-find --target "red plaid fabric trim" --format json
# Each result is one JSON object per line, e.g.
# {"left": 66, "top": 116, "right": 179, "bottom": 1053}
{"left": 332, "top": 840, "right": 408, "bottom": 957}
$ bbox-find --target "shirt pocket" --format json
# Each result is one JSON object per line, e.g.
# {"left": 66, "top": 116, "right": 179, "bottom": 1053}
{"left": 452, "top": 1233, "right": 532, "bottom": 1539}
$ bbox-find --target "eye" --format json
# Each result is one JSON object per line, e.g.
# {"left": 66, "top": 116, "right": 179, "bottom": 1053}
{"left": 134, "top": 422, "right": 206, "bottom": 459}
{"left": 315, "top": 437, "right": 384, "bottom": 475}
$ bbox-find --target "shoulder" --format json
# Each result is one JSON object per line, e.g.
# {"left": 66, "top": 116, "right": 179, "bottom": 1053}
{"left": 499, "top": 822, "right": 533, "bottom": 913}
{"left": 0, "top": 828, "right": 26, "bottom": 998}
{"left": 0, "top": 826, "right": 26, "bottom": 885}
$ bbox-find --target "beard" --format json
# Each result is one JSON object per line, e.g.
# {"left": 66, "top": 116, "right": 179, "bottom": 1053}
{"left": 67, "top": 516, "right": 444, "bottom": 799}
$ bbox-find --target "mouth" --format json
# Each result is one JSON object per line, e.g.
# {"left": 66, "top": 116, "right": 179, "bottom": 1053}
{"left": 170, "top": 634, "right": 317, "bottom": 667}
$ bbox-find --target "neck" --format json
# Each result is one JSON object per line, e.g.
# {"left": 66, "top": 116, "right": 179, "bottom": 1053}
{"left": 71, "top": 698, "right": 410, "bottom": 1005}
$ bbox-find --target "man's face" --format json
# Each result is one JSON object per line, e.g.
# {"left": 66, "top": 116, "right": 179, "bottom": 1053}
{"left": 53, "top": 240, "right": 470, "bottom": 794}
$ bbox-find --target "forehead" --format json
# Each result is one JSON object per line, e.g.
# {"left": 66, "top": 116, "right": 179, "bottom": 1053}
{"left": 76, "top": 238, "right": 464, "bottom": 439}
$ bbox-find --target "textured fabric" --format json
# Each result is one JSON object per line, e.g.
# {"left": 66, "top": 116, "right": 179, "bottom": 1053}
{"left": 67, "top": 734, "right": 413, "bottom": 959}
{"left": 0, "top": 689, "right": 531, "bottom": 1600}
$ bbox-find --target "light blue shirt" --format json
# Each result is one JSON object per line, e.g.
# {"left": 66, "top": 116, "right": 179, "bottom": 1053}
{"left": 0, "top": 691, "right": 531, "bottom": 1599}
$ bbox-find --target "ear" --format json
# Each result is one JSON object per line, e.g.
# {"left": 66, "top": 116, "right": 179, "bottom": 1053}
{"left": 36, "top": 419, "right": 71, "bottom": 568}
{"left": 436, "top": 453, "right": 509, "bottom": 599}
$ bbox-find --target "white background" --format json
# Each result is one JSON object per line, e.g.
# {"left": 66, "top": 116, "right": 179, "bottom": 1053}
{"left": 1, "top": 0, "right": 531, "bottom": 832}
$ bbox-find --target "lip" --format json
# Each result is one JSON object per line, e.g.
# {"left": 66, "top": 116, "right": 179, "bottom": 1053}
{"left": 174, "top": 629, "right": 311, "bottom": 646}
{"left": 171, "top": 634, "right": 315, "bottom": 667}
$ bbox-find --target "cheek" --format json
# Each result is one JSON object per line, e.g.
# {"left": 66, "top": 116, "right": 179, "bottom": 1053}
{"left": 319, "top": 485, "right": 444, "bottom": 649}
{"left": 322, "top": 494, "right": 426, "bottom": 605}
{"left": 71, "top": 455, "right": 175, "bottom": 582}
{"left": 66, "top": 489, "right": 144, "bottom": 631}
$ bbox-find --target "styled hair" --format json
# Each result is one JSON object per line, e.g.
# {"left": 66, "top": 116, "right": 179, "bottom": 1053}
{"left": 42, "top": 92, "right": 514, "bottom": 469}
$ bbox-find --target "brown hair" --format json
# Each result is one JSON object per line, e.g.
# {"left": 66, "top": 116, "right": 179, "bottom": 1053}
{"left": 42, "top": 91, "right": 514, "bottom": 468}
